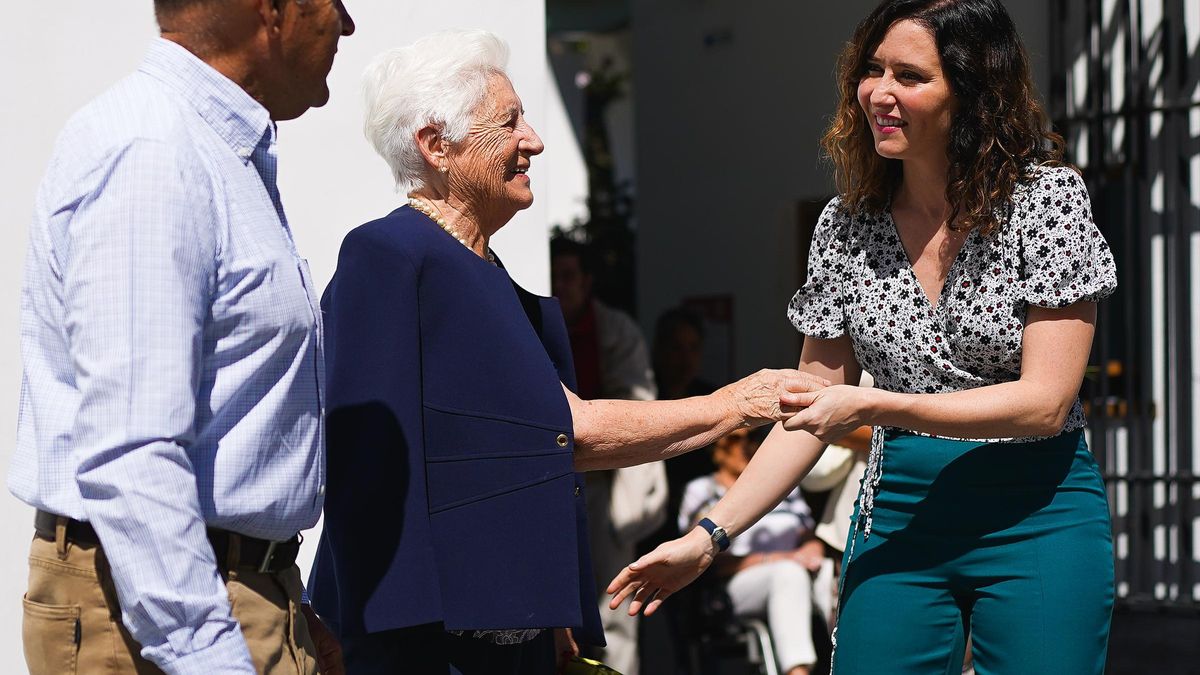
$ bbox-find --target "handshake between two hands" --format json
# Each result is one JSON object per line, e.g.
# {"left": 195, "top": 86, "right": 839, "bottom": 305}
{"left": 607, "top": 366, "right": 876, "bottom": 619}
{"left": 740, "top": 367, "right": 873, "bottom": 444}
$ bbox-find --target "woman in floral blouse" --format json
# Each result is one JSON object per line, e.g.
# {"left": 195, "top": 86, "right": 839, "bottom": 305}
{"left": 609, "top": 1, "right": 1117, "bottom": 673}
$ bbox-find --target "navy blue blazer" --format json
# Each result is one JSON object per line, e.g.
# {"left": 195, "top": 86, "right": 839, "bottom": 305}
{"left": 309, "top": 206, "right": 604, "bottom": 645}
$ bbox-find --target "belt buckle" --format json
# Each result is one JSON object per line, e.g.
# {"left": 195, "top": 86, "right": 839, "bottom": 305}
{"left": 257, "top": 541, "right": 279, "bottom": 574}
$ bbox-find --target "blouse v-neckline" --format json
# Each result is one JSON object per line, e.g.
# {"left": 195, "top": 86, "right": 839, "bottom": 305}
{"left": 788, "top": 163, "right": 1117, "bottom": 413}
{"left": 885, "top": 209, "right": 973, "bottom": 314}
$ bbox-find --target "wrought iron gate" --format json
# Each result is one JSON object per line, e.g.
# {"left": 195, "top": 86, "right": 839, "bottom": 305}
{"left": 1050, "top": 0, "right": 1200, "bottom": 612}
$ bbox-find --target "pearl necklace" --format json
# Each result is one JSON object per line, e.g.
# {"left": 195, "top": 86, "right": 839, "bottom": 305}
{"left": 407, "top": 196, "right": 496, "bottom": 265}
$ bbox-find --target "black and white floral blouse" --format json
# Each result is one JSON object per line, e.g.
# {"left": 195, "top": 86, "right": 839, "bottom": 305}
{"left": 787, "top": 165, "right": 1117, "bottom": 537}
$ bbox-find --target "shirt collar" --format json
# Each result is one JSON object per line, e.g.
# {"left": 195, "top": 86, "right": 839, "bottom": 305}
{"left": 139, "top": 37, "right": 274, "bottom": 163}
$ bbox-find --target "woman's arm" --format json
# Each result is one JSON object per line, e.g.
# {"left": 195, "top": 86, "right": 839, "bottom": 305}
{"left": 607, "top": 334, "right": 860, "bottom": 615}
{"left": 782, "top": 303, "right": 1096, "bottom": 441}
{"left": 570, "top": 368, "right": 830, "bottom": 471}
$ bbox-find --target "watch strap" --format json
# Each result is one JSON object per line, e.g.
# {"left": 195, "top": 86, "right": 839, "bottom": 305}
{"left": 697, "top": 517, "right": 730, "bottom": 552}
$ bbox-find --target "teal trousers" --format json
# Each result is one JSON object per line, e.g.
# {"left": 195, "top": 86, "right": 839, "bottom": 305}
{"left": 833, "top": 429, "right": 1114, "bottom": 674}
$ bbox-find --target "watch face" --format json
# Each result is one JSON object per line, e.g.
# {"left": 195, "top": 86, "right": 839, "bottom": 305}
{"left": 713, "top": 527, "right": 727, "bottom": 538}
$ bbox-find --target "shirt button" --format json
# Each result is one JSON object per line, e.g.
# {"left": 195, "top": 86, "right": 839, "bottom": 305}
{"left": 556, "top": 433, "right": 569, "bottom": 447}
{"left": 318, "top": 485, "right": 326, "bottom": 496}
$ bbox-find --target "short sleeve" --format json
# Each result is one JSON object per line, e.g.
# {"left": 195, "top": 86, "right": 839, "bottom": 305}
{"left": 1018, "top": 166, "right": 1118, "bottom": 307}
{"left": 788, "top": 198, "right": 850, "bottom": 337}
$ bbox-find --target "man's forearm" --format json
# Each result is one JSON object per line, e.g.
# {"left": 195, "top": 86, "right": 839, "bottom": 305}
{"left": 76, "top": 440, "right": 256, "bottom": 674}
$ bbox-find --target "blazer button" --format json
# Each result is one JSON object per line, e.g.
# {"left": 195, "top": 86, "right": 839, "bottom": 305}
{"left": 556, "top": 433, "right": 569, "bottom": 447}
{"left": 574, "top": 486, "right": 581, "bottom": 496}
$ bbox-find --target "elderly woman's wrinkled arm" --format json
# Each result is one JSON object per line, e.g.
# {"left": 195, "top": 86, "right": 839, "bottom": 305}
{"left": 568, "top": 368, "right": 829, "bottom": 471}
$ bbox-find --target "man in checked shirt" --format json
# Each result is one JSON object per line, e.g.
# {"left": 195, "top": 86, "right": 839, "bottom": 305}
{"left": 11, "top": 1, "right": 354, "bottom": 673}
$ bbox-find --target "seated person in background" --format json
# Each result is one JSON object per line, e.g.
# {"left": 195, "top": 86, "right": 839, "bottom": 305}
{"left": 680, "top": 426, "right": 831, "bottom": 675}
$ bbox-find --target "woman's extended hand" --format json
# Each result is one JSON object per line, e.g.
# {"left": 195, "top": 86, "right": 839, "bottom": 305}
{"left": 724, "top": 369, "right": 831, "bottom": 425}
{"left": 781, "top": 384, "right": 877, "bottom": 442}
{"left": 607, "top": 527, "right": 715, "bottom": 616}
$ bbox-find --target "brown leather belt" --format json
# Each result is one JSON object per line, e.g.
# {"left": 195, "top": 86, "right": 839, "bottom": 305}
{"left": 34, "top": 509, "right": 300, "bottom": 574}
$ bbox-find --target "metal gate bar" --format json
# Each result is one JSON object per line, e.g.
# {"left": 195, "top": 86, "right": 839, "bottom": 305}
{"left": 1049, "top": 0, "right": 1200, "bottom": 611}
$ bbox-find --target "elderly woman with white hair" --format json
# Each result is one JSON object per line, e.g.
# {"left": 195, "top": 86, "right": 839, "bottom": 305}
{"left": 306, "top": 30, "right": 825, "bottom": 674}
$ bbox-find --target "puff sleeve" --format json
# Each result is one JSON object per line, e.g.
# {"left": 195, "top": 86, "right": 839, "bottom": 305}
{"left": 1018, "top": 166, "right": 1118, "bottom": 307}
{"left": 788, "top": 197, "right": 850, "bottom": 338}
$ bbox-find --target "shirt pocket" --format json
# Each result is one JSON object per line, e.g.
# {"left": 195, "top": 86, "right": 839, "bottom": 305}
{"left": 22, "top": 596, "right": 79, "bottom": 675}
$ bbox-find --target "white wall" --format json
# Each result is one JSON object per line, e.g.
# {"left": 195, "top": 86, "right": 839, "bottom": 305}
{"left": 0, "top": 3, "right": 580, "bottom": 672}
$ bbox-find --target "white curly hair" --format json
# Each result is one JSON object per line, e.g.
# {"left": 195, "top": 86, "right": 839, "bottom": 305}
{"left": 362, "top": 29, "right": 511, "bottom": 193}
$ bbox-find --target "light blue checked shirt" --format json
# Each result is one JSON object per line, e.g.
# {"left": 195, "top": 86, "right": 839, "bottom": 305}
{"left": 11, "top": 39, "right": 325, "bottom": 674}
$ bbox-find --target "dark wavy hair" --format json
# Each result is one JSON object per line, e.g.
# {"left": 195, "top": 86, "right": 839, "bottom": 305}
{"left": 823, "top": 0, "right": 1065, "bottom": 234}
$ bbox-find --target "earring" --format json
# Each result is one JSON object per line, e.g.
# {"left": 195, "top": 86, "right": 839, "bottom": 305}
{"left": 439, "top": 163, "right": 449, "bottom": 175}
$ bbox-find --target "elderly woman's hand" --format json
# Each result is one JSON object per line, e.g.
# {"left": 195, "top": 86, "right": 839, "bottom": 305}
{"left": 553, "top": 627, "right": 579, "bottom": 673}
{"left": 722, "top": 369, "right": 831, "bottom": 425}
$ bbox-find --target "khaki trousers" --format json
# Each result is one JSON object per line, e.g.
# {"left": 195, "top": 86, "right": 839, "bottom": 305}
{"left": 22, "top": 533, "right": 319, "bottom": 675}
